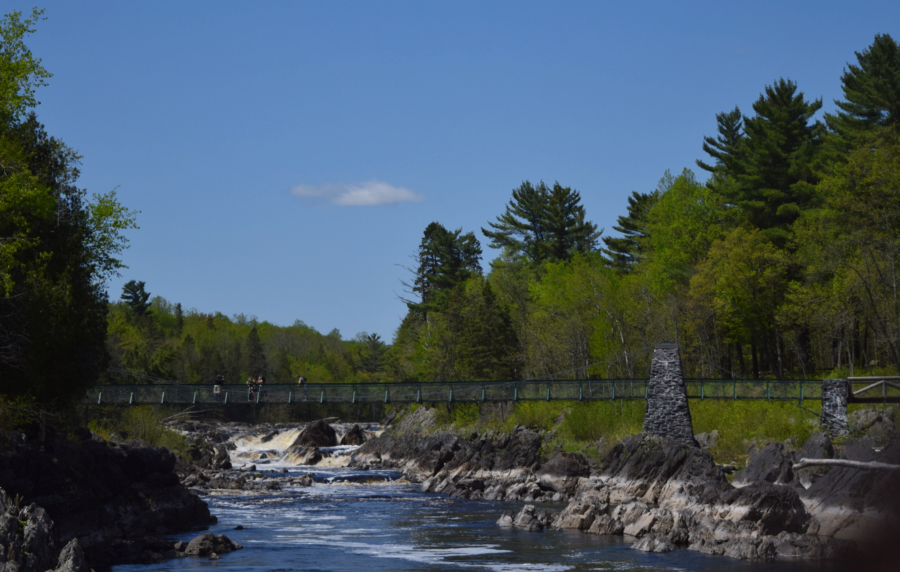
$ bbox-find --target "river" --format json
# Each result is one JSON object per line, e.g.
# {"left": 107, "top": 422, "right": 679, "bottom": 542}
{"left": 112, "top": 427, "right": 843, "bottom": 572}
{"left": 114, "top": 469, "right": 848, "bottom": 571}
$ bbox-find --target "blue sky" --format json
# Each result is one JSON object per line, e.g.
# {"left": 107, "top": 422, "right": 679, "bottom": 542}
{"left": 9, "top": 1, "right": 899, "bottom": 340}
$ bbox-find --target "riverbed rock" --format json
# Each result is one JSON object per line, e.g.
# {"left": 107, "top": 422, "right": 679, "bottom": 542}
{"left": 732, "top": 442, "right": 794, "bottom": 487}
{"left": 50, "top": 538, "right": 90, "bottom": 572}
{"left": 292, "top": 420, "right": 338, "bottom": 448}
{"left": 177, "top": 532, "right": 242, "bottom": 557}
{"left": 792, "top": 433, "right": 833, "bottom": 489}
{"left": 341, "top": 424, "right": 367, "bottom": 446}
{"left": 536, "top": 452, "right": 590, "bottom": 495}
{"left": 0, "top": 433, "right": 215, "bottom": 571}
{"left": 801, "top": 434, "right": 900, "bottom": 550}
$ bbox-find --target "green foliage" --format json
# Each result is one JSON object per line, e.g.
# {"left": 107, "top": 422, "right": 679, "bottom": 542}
{"left": 601, "top": 190, "right": 658, "bottom": 272}
{"left": 406, "top": 221, "right": 482, "bottom": 319}
{"left": 482, "top": 180, "right": 601, "bottom": 265}
{"left": 0, "top": 10, "right": 137, "bottom": 410}
{"left": 0, "top": 8, "right": 51, "bottom": 122}
{"left": 104, "top": 296, "right": 369, "bottom": 384}
{"left": 696, "top": 106, "right": 746, "bottom": 179}
{"left": 89, "top": 406, "right": 188, "bottom": 456}
{"left": 826, "top": 34, "right": 900, "bottom": 149}
{"left": 121, "top": 280, "right": 152, "bottom": 316}
{"left": 732, "top": 79, "right": 824, "bottom": 244}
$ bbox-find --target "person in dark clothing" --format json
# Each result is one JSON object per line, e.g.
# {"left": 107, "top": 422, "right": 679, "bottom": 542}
{"left": 297, "top": 375, "right": 308, "bottom": 400}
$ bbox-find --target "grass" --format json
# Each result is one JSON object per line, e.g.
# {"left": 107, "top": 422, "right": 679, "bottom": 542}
{"left": 89, "top": 406, "right": 189, "bottom": 457}
{"left": 422, "top": 397, "right": 839, "bottom": 466}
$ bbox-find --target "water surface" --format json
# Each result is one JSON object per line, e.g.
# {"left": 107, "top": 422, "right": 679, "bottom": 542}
{"left": 114, "top": 466, "right": 839, "bottom": 572}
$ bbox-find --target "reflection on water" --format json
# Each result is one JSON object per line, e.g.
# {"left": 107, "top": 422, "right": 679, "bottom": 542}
{"left": 113, "top": 467, "right": 841, "bottom": 572}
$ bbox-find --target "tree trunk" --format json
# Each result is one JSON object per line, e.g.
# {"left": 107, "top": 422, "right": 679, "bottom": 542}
{"left": 793, "top": 458, "right": 900, "bottom": 471}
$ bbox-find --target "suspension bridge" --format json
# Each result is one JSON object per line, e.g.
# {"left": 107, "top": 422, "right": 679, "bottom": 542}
{"left": 82, "top": 378, "right": 877, "bottom": 406}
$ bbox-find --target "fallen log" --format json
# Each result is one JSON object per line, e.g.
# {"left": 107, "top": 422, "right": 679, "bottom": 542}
{"left": 792, "top": 458, "right": 900, "bottom": 471}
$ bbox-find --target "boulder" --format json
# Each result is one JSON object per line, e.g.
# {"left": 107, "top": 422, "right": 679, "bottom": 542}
{"left": 341, "top": 424, "right": 367, "bottom": 446}
{"left": 733, "top": 442, "right": 794, "bottom": 487}
{"left": 51, "top": 538, "right": 89, "bottom": 572}
{"left": 292, "top": 420, "right": 338, "bottom": 448}
{"left": 510, "top": 505, "right": 548, "bottom": 532}
{"left": 178, "top": 532, "right": 242, "bottom": 557}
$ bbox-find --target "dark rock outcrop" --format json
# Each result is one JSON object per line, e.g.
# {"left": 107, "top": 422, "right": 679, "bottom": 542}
{"left": 0, "top": 434, "right": 214, "bottom": 570}
{"left": 732, "top": 442, "right": 794, "bottom": 487}
{"left": 802, "top": 433, "right": 900, "bottom": 547}
{"left": 341, "top": 424, "right": 367, "bottom": 446}
{"left": 351, "top": 407, "right": 552, "bottom": 502}
{"left": 792, "top": 432, "right": 833, "bottom": 489}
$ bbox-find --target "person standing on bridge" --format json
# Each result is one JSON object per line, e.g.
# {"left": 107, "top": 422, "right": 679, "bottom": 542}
{"left": 213, "top": 374, "right": 223, "bottom": 400}
{"left": 247, "top": 376, "right": 255, "bottom": 401}
{"left": 297, "top": 375, "right": 308, "bottom": 400}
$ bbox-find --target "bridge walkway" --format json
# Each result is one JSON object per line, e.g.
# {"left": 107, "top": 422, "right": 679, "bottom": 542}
{"left": 83, "top": 378, "right": 840, "bottom": 406}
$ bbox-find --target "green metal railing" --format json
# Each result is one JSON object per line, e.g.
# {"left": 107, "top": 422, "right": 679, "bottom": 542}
{"left": 83, "top": 379, "right": 835, "bottom": 406}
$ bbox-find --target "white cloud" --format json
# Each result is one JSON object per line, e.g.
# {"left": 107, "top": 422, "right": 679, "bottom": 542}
{"left": 291, "top": 180, "right": 423, "bottom": 206}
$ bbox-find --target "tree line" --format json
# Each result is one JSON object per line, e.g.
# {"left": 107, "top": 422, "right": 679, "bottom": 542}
{"left": 388, "top": 34, "right": 900, "bottom": 382}
{"left": 105, "top": 280, "right": 387, "bottom": 385}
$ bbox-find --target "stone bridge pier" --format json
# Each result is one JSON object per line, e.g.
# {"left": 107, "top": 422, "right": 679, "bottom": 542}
{"left": 821, "top": 379, "right": 849, "bottom": 438}
{"left": 642, "top": 343, "right": 697, "bottom": 447}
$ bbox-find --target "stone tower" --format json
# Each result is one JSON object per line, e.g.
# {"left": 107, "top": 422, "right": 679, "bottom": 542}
{"left": 642, "top": 343, "right": 697, "bottom": 446}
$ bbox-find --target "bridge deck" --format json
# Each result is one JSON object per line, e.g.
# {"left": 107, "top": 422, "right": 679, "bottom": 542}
{"left": 82, "top": 379, "right": 847, "bottom": 406}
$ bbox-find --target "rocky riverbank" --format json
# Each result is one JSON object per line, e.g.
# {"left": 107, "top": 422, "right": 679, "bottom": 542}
{"left": 349, "top": 405, "right": 900, "bottom": 564}
{"left": 0, "top": 430, "right": 217, "bottom": 571}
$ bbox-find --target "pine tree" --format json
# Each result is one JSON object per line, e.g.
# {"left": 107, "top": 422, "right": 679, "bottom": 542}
{"left": 732, "top": 79, "right": 824, "bottom": 244}
{"left": 601, "top": 190, "right": 658, "bottom": 272}
{"left": 544, "top": 183, "right": 602, "bottom": 261}
{"left": 696, "top": 106, "right": 746, "bottom": 180}
{"left": 826, "top": 34, "right": 900, "bottom": 148}
{"left": 121, "top": 280, "right": 152, "bottom": 316}
{"left": 408, "top": 222, "right": 482, "bottom": 318}
{"left": 482, "top": 180, "right": 600, "bottom": 264}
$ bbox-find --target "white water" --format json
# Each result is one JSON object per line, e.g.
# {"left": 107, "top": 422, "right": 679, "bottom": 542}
{"left": 229, "top": 427, "right": 366, "bottom": 469}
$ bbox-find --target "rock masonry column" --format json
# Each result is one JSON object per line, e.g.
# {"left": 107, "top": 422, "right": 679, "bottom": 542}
{"left": 820, "top": 379, "right": 849, "bottom": 438}
{"left": 642, "top": 343, "right": 698, "bottom": 447}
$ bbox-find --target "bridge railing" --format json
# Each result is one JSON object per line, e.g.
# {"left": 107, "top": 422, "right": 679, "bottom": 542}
{"left": 84, "top": 379, "right": 828, "bottom": 405}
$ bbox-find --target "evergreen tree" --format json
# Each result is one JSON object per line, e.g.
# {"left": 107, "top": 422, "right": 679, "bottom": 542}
{"left": 601, "top": 190, "right": 658, "bottom": 272}
{"left": 732, "top": 79, "right": 824, "bottom": 244}
{"left": 174, "top": 302, "right": 184, "bottom": 333}
{"left": 544, "top": 183, "right": 602, "bottom": 260}
{"left": 407, "top": 222, "right": 482, "bottom": 318}
{"left": 358, "top": 333, "right": 387, "bottom": 375}
{"left": 696, "top": 106, "right": 746, "bottom": 180}
{"left": 244, "top": 326, "right": 266, "bottom": 376}
{"left": 483, "top": 181, "right": 600, "bottom": 264}
{"left": 460, "top": 281, "right": 518, "bottom": 380}
{"left": 121, "top": 280, "right": 152, "bottom": 316}
{"left": 826, "top": 34, "right": 900, "bottom": 148}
